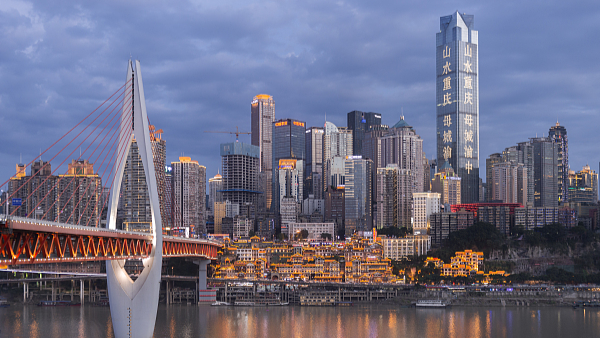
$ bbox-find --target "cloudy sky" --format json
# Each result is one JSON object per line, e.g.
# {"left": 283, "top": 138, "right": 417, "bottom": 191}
{"left": 0, "top": 0, "right": 598, "bottom": 185}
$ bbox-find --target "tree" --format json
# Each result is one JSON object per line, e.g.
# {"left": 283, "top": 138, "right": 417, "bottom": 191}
{"left": 248, "top": 230, "right": 255, "bottom": 237}
{"left": 377, "top": 226, "right": 409, "bottom": 238}
{"left": 300, "top": 229, "right": 309, "bottom": 239}
{"left": 320, "top": 233, "right": 332, "bottom": 241}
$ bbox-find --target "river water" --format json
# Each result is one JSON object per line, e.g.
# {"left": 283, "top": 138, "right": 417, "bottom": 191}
{"left": 1, "top": 304, "right": 599, "bottom": 338}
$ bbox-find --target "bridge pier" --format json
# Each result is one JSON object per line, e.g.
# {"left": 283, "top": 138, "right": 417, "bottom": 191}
{"left": 194, "top": 259, "right": 216, "bottom": 304}
{"left": 51, "top": 281, "right": 56, "bottom": 301}
{"left": 23, "top": 282, "right": 28, "bottom": 303}
{"left": 80, "top": 280, "right": 84, "bottom": 306}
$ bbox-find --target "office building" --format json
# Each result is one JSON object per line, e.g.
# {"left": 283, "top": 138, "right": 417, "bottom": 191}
{"left": 288, "top": 222, "right": 335, "bottom": 241}
{"left": 214, "top": 200, "right": 240, "bottom": 234}
{"left": 530, "top": 137, "right": 559, "bottom": 207}
{"left": 548, "top": 122, "right": 568, "bottom": 204}
{"left": 486, "top": 153, "right": 503, "bottom": 201}
{"left": 277, "top": 159, "right": 303, "bottom": 206}
{"left": 347, "top": 111, "right": 382, "bottom": 156}
{"left": 305, "top": 127, "right": 324, "bottom": 199}
{"left": 171, "top": 156, "right": 206, "bottom": 236}
{"left": 324, "top": 187, "right": 345, "bottom": 236}
{"left": 251, "top": 94, "right": 275, "bottom": 211}
{"left": 323, "top": 122, "right": 353, "bottom": 193}
{"left": 344, "top": 156, "right": 373, "bottom": 235}
{"left": 208, "top": 172, "right": 223, "bottom": 216}
{"left": 272, "top": 118, "right": 306, "bottom": 216}
{"left": 436, "top": 11, "right": 480, "bottom": 203}
{"left": 514, "top": 207, "right": 559, "bottom": 230}
{"left": 379, "top": 117, "right": 424, "bottom": 193}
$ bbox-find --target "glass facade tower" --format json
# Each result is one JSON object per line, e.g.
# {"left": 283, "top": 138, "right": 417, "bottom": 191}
{"left": 436, "top": 11, "right": 479, "bottom": 203}
{"left": 251, "top": 94, "right": 275, "bottom": 212}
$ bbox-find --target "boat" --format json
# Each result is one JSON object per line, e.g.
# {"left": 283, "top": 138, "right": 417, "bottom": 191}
{"left": 415, "top": 300, "right": 448, "bottom": 308}
{"left": 211, "top": 301, "right": 231, "bottom": 306}
{"left": 233, "top": 301, "right": 256, "bottom": 306}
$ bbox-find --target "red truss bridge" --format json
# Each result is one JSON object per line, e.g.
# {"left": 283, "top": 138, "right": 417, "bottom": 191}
{"left": 0, "top": 216, "right": 219, "bottom": 265}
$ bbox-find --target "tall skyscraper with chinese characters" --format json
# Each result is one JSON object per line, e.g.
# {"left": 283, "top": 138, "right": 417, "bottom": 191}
{"left": 436, "top": 11, "right": 479, "bottom": 203}
{"left": 251, "top": 94, "right": 275, "bottom": 211}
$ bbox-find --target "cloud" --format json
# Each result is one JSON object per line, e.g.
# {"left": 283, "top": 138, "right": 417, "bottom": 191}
{"left": 0, "top": 0, "right": 598, "bottom": 188}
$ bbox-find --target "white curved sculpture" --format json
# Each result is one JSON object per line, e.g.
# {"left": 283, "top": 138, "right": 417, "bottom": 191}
{"left": 106, "top": 60, "right": 163, "bottom": 338}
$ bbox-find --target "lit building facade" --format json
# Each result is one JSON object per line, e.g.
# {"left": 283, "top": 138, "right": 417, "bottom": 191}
{"left": 220, "top": 142, "right": 261, "bottom": 207}
{"left": 323, "top": 122, "right": 353, "bottom": 193}
{"left": 272, "top": 118, "right": 306, "bottom": 216}
{"left": 208, "top": 172, "right": 223, "bottom": 216}
{"left": 436, "top": 11, "right": 480, "bottom": 203}
{"left": 251, "top": 94, "right": 275, "bottom": 211}
{"left": 376, "top": 165, "right": 412, "bottom": 229}
{"left": 568, "top": 165, "right": 598, "bottom": 204}
{"left": 431, "top": 162, "right": 461, "bottom": 205}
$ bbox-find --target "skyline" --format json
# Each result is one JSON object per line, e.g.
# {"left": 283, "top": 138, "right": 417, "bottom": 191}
{"left": 0, "top": 1, "right": 598, "bottom": 183}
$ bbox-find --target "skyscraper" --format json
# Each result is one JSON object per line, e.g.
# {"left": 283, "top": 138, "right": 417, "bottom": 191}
{"left": 379, "top": 117, "right": 424, "bottom": 194}
{"left": 548, "top": 122, "right": 568, "bottom": 204}
{"left": 171, "top": 156, "right": 206, "bottom": 236}
{"left": 323, "top": 122, "right": 353, "bottom": 192}
{"left": 220, "top": 142, "right": 261, "bottom": 207}
{"left": 305, "top": 127, "right": 324, "bottom": 199}
{"left": 436, "top": 11, "right": 479, "bottom": 203}
{"left": 251, "top": 94, "right": 275, "bottom": 211}
{"left": 272, "top": 118, "right": 306, "bottom": 216}
{"left": 208, "top": 172, "right": 223, "bottom": 215}
{"left": 568, "top": 165, "right": 598, "bottom": 204}
{"left": 344, "top": 156, "right": 373, "bottom": 235}
{"left": 347, "top": 111, "right": 382, "bottom": 156}
{"left": 530, "top": 137, "right": 558, "bottom": 208}
{"left": 376, "top": 165, "right": 412, "bottom": 229}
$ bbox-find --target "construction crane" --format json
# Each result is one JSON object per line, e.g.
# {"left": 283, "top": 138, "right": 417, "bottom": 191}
{"left": 204, "top": 126, "right": 250, "bottom": 142}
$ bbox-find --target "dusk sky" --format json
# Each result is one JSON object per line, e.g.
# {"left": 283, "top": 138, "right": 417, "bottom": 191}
{"left": 0, "top": 0, "right": 598, "bottom": 185}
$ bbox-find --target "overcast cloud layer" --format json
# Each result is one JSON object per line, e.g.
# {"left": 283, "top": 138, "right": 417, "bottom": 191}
{"left": 0, "top": 0, "right": 599, "bottom": 186}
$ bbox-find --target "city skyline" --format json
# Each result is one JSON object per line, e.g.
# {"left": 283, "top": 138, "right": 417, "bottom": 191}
{"left": 0, "top": 2, "right": 598, "bottom": 186}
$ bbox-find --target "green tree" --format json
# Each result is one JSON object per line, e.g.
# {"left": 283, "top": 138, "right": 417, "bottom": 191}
{"left": 320, "top": 233, "right": 332, "bottom": 240}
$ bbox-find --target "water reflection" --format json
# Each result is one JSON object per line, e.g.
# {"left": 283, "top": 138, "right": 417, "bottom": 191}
{"left": 0, "top": 304, "right": 599, "bottom": 337}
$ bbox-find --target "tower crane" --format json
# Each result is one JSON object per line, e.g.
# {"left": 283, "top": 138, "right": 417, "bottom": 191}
{"left": 204, "top": 126, "right": 251, "bottom": 142}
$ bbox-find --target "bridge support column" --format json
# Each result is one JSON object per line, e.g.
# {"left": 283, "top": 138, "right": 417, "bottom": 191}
{"left": 51, "top": 281, "right": 56, "bottom": 301}
{"left": 193, "top": 259, "right": 216, "bottom": 304}
{"left": 23, "top": 282, "right": 28, "bottom": 303}
{"left": 80, "top": 280, "right": 84, "bottom": 306}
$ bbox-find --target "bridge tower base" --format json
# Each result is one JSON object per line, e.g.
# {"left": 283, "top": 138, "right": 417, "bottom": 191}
{"left": 194, "top": 259, "right": 216, "bottom": 304}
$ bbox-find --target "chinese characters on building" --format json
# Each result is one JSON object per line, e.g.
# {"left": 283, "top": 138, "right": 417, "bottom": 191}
{"left": 463, "top": 43, "right": 474, "bottom": 173}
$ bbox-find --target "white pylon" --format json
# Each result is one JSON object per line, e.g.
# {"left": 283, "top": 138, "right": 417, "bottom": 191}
{"left": 106, "top": 60, "right": 163, "bottom": 338}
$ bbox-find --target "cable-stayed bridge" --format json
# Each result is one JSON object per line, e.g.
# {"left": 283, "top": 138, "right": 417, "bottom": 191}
{"left": 0, "top": 60, "right": 219, "bottom": 338}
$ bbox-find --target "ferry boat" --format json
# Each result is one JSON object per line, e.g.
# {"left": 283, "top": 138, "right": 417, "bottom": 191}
{"left": 211, "top": 301, "right": 231, "bottom": 306}
{"left": 415, "top": 300, "right": 448, "bottom": 308}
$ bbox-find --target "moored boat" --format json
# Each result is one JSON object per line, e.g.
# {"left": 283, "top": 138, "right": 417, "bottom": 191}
{"left": 415, "top": 299, "right": 448, "bottom": 308}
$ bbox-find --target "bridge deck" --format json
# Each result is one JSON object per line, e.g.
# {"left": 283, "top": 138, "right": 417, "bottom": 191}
{"left": 0, "top": 215, "right": 220, "bottom": 265}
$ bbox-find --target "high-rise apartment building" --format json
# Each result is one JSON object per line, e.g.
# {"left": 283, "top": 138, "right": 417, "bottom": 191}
{"left": 490, "top": 162, "right": 528, "bottom": 205}
{"left": 379, "top": 117, "right": 424, "bottom": 193}
{"left": 272, "top": 119, "right": 306, "bottom": 216}
{"left": 220, "top": 142, "right": 261, "bottom": 208}
{"left": 278, "top": 159, "right": 303, "bottom": 206}
{"left": 344, "top": 156, "right": 373, "bottom": 235}
{"left": 376, "top": 165, "right": 412, "bottom": 229}
{"left": 436, "top": 11, "right": 480, "bottom": 203}
{"left": 485, "top": 153, "right": 503, "bottom": 201}
{"left": 305, "top": 127, "right": 324, "bottom": 199}
{"left": 548, "top": 122, "right": 568, "bottom": 204}
{"left": 251, "top": 94, "right": 275, "bottom": 211}
{"left": 413, "top": 192, "right": 441, "bottom": 235}
{"left": 347, "top": 111, "right": 382, "bottom": 156}
{"left": 171, "top": 156, "right": 206, "bottom": 236}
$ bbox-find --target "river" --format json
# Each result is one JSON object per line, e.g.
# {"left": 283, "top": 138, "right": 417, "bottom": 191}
{"left": 1, "top": 304, "right": 599, "bottom": 337}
